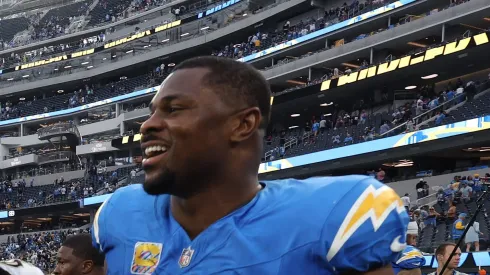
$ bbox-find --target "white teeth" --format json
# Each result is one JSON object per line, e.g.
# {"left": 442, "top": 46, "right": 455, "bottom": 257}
{"left": 144, "top": 145, "right": 167, "bottom": 156}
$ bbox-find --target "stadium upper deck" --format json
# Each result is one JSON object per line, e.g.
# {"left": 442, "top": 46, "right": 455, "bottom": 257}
{"left": 0, "top": 0, "right": 487, "bottom": 97}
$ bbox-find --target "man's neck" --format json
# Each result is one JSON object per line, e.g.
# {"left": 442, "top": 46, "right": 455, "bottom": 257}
{"left": 170, "top": 175, "right": 261, "bottom": 240}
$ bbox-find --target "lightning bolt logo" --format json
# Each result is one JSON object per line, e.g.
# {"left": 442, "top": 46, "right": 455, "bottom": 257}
{"left": 326, "top": 185, "right": 406, "bottom": 261}
{"left": 396, "top": 249, "right": 423, "bottom": 265}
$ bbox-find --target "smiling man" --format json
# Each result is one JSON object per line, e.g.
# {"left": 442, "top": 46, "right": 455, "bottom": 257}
{"left": 92, "top": 56, "right": 409, "bottom": 274}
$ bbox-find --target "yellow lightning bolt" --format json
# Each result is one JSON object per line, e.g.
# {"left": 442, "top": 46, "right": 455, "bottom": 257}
{"left": 327, "top": 185, "right": 406, "bottom": 261}
{"left": 396, "top": 250, "right": 423, "bottom": 264}
{"left": 342, "top": 187, "right": 403, "bottom": 239}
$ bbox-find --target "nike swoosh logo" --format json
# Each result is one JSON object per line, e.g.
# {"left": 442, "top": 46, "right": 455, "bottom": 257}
{"left": 390, "top": 235, "right": 406, "bottom": 252}
{"left": 413, "top": 263, "right": 420, "bottom": 266}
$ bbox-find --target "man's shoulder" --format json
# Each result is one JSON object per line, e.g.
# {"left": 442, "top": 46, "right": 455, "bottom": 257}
{"left": 105, "top": 184, "right": 168, "bottom": 214}
{"left": 265, "top": 175, "right": 392, "bottom": 202}
{"left": 262, "top": 175, "right": 400, "bottom": 222}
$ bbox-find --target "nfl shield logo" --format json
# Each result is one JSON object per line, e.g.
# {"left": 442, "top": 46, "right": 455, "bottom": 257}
{"left": 178, "top": 246, "right": 194, "bottom": 268}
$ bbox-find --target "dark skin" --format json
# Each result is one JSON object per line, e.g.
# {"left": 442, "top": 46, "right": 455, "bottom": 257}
{"left": 54, "top": 246, "right": 103, "bottom": 275}
{"left": 140, "top": 68, "right": 395, "bottom": 275}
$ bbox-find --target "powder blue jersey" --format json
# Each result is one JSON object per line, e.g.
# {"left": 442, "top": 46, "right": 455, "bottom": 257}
{"left": 92, "top": 176, "right": 409, "bottom": 275}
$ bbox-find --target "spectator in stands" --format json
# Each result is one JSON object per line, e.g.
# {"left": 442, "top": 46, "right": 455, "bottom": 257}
{"left": 428, "top": 242, "right": 463, "bottom": 275}
{"left": 53, "top": 233, "right": 105, "bottom": 275}
{"left": 343, "top": 133, "right": 353, "bottom": 145}
{"left": 401, "top": 193, "right": 410, "bottom": 212}
{"left": 465, "top": 221, "right": 483, "bottom": 252}
{"left": 425, "top": 207, "right": 439, "bottom": 229}
{"left": 459, "top": 182, "right": 472, "bottom": 203}
{"left": 447, "top": 201, "right": 457, "bottom": 223}
{"left": 416, "top": 178, "right": 429, "bottom": 199}
{"left": 452, "top": 213, "right": 466, "bottom": 244}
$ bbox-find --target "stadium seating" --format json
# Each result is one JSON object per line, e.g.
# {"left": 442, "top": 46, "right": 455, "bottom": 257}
{"left": 87, "top": 0, "right": 133, "bottom": 26}
{"left": 0, "top": 17, "right": 30, "bottom": 43}
{"left": 31, "top": 1, "right": 90, "bottom": 41}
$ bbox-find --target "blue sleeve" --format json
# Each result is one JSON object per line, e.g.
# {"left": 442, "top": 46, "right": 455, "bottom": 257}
{"left": 394, "top": 246, "right": 426, "bottom": 270}
{"left": 91, "top": 196, "right": 114, "bottom": 253}
{"left": 322, "top": 177, "right": 409, "bottom": 273}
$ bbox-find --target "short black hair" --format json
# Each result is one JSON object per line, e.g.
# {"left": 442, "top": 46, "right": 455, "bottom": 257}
{"left": 435, "top": 242, "right": 456, "bottom": 257}
{"left": 62, "top": 233, "right": 104, "bottom": 266}
{"left": 173, "top": 56, "right": 271, "bottom": 129}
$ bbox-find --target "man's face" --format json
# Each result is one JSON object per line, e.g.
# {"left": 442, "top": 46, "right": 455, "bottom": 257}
{"left": 53, "top": 246, "right": 83, "bottom": 275}
{"left": 140, "top": 68, "right": 233, "bottom": 196}
{"left": 407, "top": 234, "right": 417, "bottom": 246}
{"left": 440, "top": 245, "right": 461, "bottom": 269}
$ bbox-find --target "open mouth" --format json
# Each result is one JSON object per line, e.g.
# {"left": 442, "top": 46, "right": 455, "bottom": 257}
{"left": 144, "top": 145, "right": 168, "bottom": 158}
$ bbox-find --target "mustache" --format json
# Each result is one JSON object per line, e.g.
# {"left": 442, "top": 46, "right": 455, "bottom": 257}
{"left": 141, "top": 133, "right": 160, "bottom": 143}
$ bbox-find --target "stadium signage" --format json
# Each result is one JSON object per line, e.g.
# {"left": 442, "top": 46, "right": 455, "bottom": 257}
{"left": 320, "top": 32, "right": 489, "bottom": 92}
{"left": 15, "top": 55, "right": 68, "bottom": 70}
{"left": 91, "top": 143, "right": 107, "bottom": 153}
{"left": 10, "top": 158, "right": 21, "bottom": 167}
{"left": 197, "top": 0, "right": 241, "bottom": 18}
{"left": 104, "top": 30, "right": 152, "bottom": 49}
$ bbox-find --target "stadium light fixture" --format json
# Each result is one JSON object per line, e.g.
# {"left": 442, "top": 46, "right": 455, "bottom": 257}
{"left": 81, "top": 62, "right": 89, "bottom": 65}
{"left": 289, "top": 125, "right": 299, "bottom": 129}
{"left": 320, "top": 102, "right": 333, "bottom": 106}
{"left": 22, "top": 75, "right": 29, "bottom": 78}
{"left": 290, "top": 114, "right": 300, "bottom": 117}
{"left": 200, "top": 26, "right": 209, "bottom": 30}
{"left": 87, "top": 66, "right": 94, "bottom": 69}
{"left": 6, "top": 78, "right": 13, "bottom": 81}
{"left": 405, "top": 85, "right": 417, "bottom": 90}
{"left": 180, "top": 33, "right": 190, "bottom": 37}
{"left": 421, "top": 74, "right": 438, "bottom": 79}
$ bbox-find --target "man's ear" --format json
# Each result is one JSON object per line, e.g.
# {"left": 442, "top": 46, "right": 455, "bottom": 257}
{"left": 229, "top": 107, "right": 261, "bottom": 143}
{"left": 81, "top": 260, "right": 94, "bottom": 274}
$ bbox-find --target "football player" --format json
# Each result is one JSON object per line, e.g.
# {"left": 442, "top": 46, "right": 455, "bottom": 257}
{"left": 54, "top": 233, "right": 104, "bottom": 275}
{"left": 93, "top": 56, "right": 409, "bottom": 274}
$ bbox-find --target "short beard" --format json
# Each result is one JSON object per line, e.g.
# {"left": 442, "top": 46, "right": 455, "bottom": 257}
{"left": 143, "top": 167, "right": 176, "bottom": 195}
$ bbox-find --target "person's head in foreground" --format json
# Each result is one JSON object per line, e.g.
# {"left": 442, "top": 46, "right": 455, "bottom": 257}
{"left": 435, "top": 242, "right": 461, "bottom": 273}
{"left": 0, "top": 260, "right": 44, "bottom": 275}
{"left": 54, "top": 233, "right": 105, "bottom": 275}
{"left": 140, "top": 56, "right": 271, "bottom": 197}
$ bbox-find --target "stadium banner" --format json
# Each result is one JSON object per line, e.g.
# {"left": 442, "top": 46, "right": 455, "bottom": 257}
{"left": 0, "top": 154, "right": 38, "bottom": 169}
{"left": 76, "top": 141, "right": 119, "bottom": 155}
{"left": 0, "top": 0, "right": 244, "bottom": 74}
{"left": 258, "top": 115, "right": 490, "bottom": 174}
{"left": 237, "top": 0, "right": 417, "bottom": 63}
{"left": 0, "top": 201, "right": 80, "bottom": 219}
{"left": 319, "top": 32, "right": 489, "bottom": 92}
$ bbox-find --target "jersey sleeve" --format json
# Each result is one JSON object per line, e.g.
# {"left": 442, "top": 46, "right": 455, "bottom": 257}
{"left": 91, "top": 196, "right": 113, "bottom": 253}
{"left": 321, "top": 177, "right": 409, "bottom": 273}
{"left": 394, "top": 246, "right": 426, "bottom": 270}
